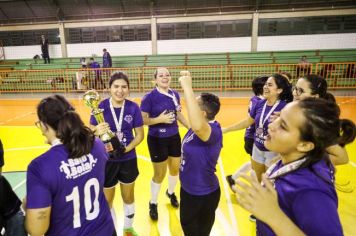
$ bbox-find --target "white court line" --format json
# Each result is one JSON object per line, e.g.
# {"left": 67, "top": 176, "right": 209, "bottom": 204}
{"left": 5, "top": 146, "right": 49, "bottom": 152}
{"left": 216, "top": 208, "right": 235, "bottom": 236}
{"left": 13, "top": 179, "right": 27, "bottom": 191}
{"left": 218, "top": 157, "right": 239, "bottom": 236}
{"left": 0, "top": 111, "right": 34, "bottom": 125}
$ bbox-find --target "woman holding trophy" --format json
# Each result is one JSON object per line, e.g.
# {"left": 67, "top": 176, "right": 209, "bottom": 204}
{"left": 89, "top": 71, "right": 144, "bottom": 236}
{"left": 140, "top": 67, "right": 189, "bottom": 221}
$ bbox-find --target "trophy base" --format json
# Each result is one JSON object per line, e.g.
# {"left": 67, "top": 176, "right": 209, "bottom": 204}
{"left": 107, "top": 136, "right": 126, "bottom": 160}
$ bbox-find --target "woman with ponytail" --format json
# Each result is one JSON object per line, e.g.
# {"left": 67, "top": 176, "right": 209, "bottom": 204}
{"left": 235, "top": 98, "right": 355, "bottom": 236}
{"left": 286, "top": 74, "right": 348, "bottom": 165}
{"left": 25, "top": 95, "right": 115, "bottom": 236}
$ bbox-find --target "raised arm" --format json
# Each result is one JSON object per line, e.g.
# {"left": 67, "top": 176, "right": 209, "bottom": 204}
{"left": 179, "top": 71, "right": 211, "bottom": 141}
{"left": 176, "top": 111, "right": 190, "bottom": 129}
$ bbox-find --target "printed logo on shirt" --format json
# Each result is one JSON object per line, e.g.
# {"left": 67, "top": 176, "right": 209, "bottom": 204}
{"left": 124, "top": 115, "right": 133, "bottom": 124}
{"left": 159, "top": 128, "right": 166, "bottom": 133}
{"left": 59, "top": 154, "right": 97, "bottom": 179}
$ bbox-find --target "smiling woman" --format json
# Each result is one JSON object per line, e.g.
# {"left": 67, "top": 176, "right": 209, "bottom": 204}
{"left": 89, "top": 71, "right": 144, "bottom": 236}
{"left": 235, "top": 98, "right": 356, "bottom": 236}
{"left": 140, "top": 67, "right": 190, "bottom": 221}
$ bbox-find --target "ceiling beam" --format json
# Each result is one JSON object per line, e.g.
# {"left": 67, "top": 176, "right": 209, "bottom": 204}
{"left": 50, "top": 0, "right": 65, "bottom": 21}
{"left": 24, "top": 0, "right": 37, "bottom": 18}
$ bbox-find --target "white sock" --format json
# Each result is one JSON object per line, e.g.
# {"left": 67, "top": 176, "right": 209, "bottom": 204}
{"left": 167, "top": 174, "right": 178, "bottom": 195}
{"left": 123, "top": 203, "right": 135, "bottom": 229}
{"left": 150, "top": 180, "right": 161, "bottom": 204}
{"left": 110, "top": 208, "right": 118, "bottom": 233}
{"left": 232, "top": 162, "right": 252, "bottom": 180}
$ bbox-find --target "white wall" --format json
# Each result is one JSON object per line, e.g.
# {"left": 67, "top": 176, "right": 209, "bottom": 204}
{"left": 66, "top": 41, "right": 152, "bottom": 57}
{"left": 258, "top": 33, "right": 356, "bottom": 51}
{"left": 4, "top": 45, "right": 62, "bottom": 59}
{"left": 3, "top": 33, "right": 356, "bottom": 59}
{"left": 157, "top": 37, "right": 251, "bottom": 54}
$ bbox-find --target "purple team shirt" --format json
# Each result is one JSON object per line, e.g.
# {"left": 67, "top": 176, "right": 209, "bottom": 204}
{"left": 257, "top": 158, "right": 343, "bottom": 236}
{"left": 180, "top": 121, "right": 223, "bottom": 195}
{"left": 90, "top": 98, "right": 143, "bottom": 162}
{"left": 250, "top": 99, "right": 287, "bottom": 151}
{"left": 140, "top": 88, "right": 181, "bottom": 138}
{"left": 26, "top": 138, "right": 114, "bottom": 236}
{"left": 245, "top": 96, "right": 263, "bottom": 139}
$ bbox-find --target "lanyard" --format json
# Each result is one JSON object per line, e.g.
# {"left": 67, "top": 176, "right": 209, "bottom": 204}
{"left": 266, "top": 157, "right": 307, "bottom": 183}
{"left": 259, "top": 100, "right": 280, "bottom": 128}
{"left": 109, "top": 98, "right": 125, "bottom": 133}
{"left": 156, "top": 87, "right": 181, "bottom": 111}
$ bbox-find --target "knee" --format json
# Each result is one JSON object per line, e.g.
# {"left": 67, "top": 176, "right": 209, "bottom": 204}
{"left": 153, "top": 174, "right": 165, "bottom": 183}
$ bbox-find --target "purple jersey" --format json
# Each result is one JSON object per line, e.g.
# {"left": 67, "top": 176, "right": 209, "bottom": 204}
{"left": 26, "top": 138, "right": 114, "bottom": 236}
{"left": 90, "top": 98, "right": 143, "bottom": 162}
{"left": 180, "top": 121, "right": 223, "bottom": 195}
{"left": 250, "top": 99, "right": 287, "bottom": 151}
{"left": 140, "top": 88, "right": 181, "bottom": 138}
{"left": 244, "top": 96, "right": 263, "bottom": 139}
{"left": 257, "top": 159, "right": 342, "bottom": 236}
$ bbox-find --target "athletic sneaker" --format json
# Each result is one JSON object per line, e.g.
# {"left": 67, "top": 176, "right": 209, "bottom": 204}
{"left": 166, "top": 189, "right": 179, "bottom": 208}
{"left": 123, "top": 227, "right": 138, "bottom": 236}
{"left": 249, "top": 214, "right": 257, "bottom": 222}
{"left": 149, "top": 202, "right": 158, "bottom": 221}
{"left": 226, "top": 175, "right": 236, "bottom": 192}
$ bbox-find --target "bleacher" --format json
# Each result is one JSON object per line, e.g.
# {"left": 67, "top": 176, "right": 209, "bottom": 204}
{"left": 0, "top": 49, "right": 355, "bottom": 92}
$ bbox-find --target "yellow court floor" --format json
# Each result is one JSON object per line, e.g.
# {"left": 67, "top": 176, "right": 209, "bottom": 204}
{"left": 0, "top": 97, "right": 356, "bottom": 236}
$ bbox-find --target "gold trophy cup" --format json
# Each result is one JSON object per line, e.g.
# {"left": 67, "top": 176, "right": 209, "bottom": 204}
{"left": 83, "top": 90, "right": 115, "bottom": 152}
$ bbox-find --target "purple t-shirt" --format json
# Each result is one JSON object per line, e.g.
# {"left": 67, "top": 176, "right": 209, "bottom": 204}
{"left": 26, "top": 138, "right": 114, "bottom": 236}
{"left": 245, "top": 96, "right": 263, "bottom": 139}
{"left": 180, "top": 121, "right": 223, "bottom": 195}
{"left": 257, "top": 159, "right": 342, "bottom": 236}
{"left": 140, "top": 88, "right": 181, "bottom": 138}
{"left": 90, "top": 98, "right": 143, "bottom": 162}
{"left": 250, "top": 99, "right": 287, "bottom": 151}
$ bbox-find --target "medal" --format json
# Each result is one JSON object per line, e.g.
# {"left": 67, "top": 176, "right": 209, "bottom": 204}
{"left": 116, "top": 131, "right": 124, "bottom": 142}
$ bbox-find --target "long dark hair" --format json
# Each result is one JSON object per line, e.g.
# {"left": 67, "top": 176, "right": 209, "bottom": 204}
{"left": 272, "top": 73, "right": 293, "bottom": 103}
{"left": 298, "top": 98, "right": 356, "bottom": 168}
{"left": 302, "top": 74, "right": 335, "bottom": 102}
{"left": 37, "top": 95, "right": 94, "bottom": 159}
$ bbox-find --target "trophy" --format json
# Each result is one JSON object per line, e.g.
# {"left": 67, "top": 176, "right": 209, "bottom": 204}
{"left": 83, "top": 90, "right": 125, "bottom": 159}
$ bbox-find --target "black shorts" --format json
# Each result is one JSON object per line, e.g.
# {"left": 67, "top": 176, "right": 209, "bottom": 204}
{"left": 244, "top": 137, "right": 254, "bottom": 156}
{"left": 104, "top": 158, "right": 139, "bottom": 187}
{"left": 147, "top": 133, "right": 181, "bottom": 163}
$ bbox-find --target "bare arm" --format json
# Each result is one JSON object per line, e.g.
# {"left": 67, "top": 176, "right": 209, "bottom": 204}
{"left": 141, "top": 111, "right": 175, "bottom": 126}
{"left": 176, "top": 111, "right": 190, "bottom": 129}
{"left": 124, "top": 126, "right": 144, "bottom": 153}
{"left": 222, "top": 116, "right": 254, "bottom": 134}
{"left": 326, "top": 144, "right": 349, "bottom": 166}
{"left": 25, "top": 207, "right": 51, "bottom": 236}
{"left": 179, "top": 71, "right": 211, "bottom": 141}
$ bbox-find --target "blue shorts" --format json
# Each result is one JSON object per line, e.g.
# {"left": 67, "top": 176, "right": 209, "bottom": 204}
{"left": 251, "top": 144, "right": 278, "bottom": 167}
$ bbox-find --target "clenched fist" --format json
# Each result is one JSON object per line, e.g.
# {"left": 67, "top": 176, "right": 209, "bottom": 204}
{"left": 179, "top": 70, "right": 192, "bottom": 88}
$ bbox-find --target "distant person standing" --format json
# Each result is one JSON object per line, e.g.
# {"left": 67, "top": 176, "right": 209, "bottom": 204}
{"left": 296, "top": 55, "right": 311, "bottom": 78}
{"left": 89, "top": 58, "right": 105, "bottom": 89}
{"left": 40, "top": 35, "right": 50, "bottom": 64}
{"left": 103, "top": 49, "right": 112, "bottom": 69}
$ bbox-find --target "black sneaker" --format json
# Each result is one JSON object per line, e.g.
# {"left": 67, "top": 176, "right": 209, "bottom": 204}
{"left": 166, "top": 190, "right": 179, "bottom": 208}
{"left": 249, "top": 214, "right": 256, "bottom": 222}
{"left": 226, "top": 175, "right": 236, "bottom": 192}
{"left": 149, "top": 202, "right": 158, "bottom": 221}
